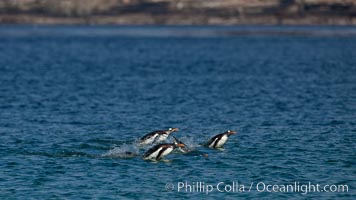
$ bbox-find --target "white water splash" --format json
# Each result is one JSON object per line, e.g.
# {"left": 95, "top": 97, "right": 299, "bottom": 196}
{"left": 101, "top": 143, "right": 140, "bottom": 158}
{"left": 170, "top": 135, "right": 202, "bottom": 151}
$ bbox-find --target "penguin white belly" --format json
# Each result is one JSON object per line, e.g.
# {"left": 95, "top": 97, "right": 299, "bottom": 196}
{"left": 215, "top": 135, "right": 228, "bottom": 148}
{"left": 157, "top": 134, "right": 168, "bottom": 142}
{"left": 160, "top": 147, "right": 174, "bottom": 158}
{"left": 140, "top": 134, "right": 158, "bottom": 144}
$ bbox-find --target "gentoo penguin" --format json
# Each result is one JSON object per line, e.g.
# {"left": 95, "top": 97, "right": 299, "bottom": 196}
{"left": 143, "top": 142, "right": 185, "bottom": 161}
{"left": 206, "top": 130, "right": 236, "bottom": 149}
{"left": 138, "top": 128, "right": 179, "bottom": 145}
{"left": 172, "top": 136, "right": 191, "bottom": 153}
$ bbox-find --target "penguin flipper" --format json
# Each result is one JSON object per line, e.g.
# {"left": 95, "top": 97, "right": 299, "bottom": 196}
{"left": 206, "top": 133, "right": 225, "bottom": 148}
{"left": 143, "top": 144, "right": 161, "bottom": 158}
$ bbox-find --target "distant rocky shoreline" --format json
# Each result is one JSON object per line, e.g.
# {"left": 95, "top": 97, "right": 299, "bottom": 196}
{"left": 1, "top": 0, "right": 355, "bottom": 25}
{"left": 1, "top": 14, "right": 355, "bottom": 25}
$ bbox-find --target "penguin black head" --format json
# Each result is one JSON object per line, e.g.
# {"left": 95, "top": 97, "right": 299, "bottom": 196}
{"left": 168, "top": 127, "right": 179, "bottom": 133}
{"left": 172, "top": 136, "right": 183, "bottom": 144}
{"left": 172, "top": 136, "right": 191, "bottom": 153}
{"left": 226, "top": 130, "right": 237, "bottom": 136}
{"left": 172, "top": 137, "right": 185, "bottom": 148}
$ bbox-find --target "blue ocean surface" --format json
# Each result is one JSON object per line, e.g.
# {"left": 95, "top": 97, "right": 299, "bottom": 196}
{"left": 0, "top": 25, "right": 355, "bottom": 199}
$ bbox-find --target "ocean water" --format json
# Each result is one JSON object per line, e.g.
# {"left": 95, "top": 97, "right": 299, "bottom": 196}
{"left": 0, "top": 26, "right": 355, "bottom": 199}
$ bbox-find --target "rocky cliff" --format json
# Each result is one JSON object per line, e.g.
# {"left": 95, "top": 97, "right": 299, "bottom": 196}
{"left": 0, "top": 0, "right": 355, "bottom": 25}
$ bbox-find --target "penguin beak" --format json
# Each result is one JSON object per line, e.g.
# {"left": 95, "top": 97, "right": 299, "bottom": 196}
{"left": 177, "top": 143, "right": 185, "bottom": 147}
{"left": 171, "top": 128, "right": 179, "bottom": 132}
{"left": 229, "top": 130, "right": 237, "bottom": 135}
